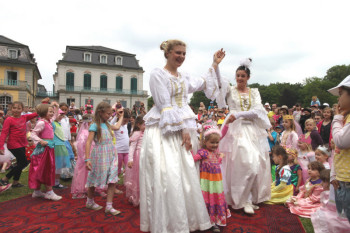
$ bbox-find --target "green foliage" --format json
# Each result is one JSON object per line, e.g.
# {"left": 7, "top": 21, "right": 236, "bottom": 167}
{"left": 189, "top": 91, "right": 215, "bottom": 112}
{"left": 147, "top": 96, "right": 154, "bottom": 111}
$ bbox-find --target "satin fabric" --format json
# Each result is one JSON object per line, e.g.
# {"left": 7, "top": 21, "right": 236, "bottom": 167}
{"left": 139, "top": 126, "right": 212, "bottom": 233}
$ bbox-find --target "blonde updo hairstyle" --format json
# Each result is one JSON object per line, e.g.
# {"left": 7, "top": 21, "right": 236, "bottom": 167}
{"left": 160, "top": 40, "right": 186, "bottom": 59}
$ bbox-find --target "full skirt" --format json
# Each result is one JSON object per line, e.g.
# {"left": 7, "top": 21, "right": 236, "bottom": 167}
{"left": 139, "top": 125, "right": 212, "bottom": 233}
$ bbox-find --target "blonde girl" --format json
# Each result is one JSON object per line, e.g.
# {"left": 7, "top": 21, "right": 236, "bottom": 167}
{"left": 315, "top": 146, "right": 331, "bottom": 169}
{"left": 281, "top": 115, "right": 298, "bottom": 149}
{"left": 297, "top": 135, "right": 315, "bottom": 184}
{"left": 304, "top": 118, "right": 323, "bottom": 150}
{"left": 85, "top": 102, "right": 124, "bottom": 215}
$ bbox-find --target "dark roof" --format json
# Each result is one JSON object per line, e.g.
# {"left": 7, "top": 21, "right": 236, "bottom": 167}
{"left": 60, "top": 46, "right": 143, "bottom": 70}
{"left": 0, "top": 35, "right": 26, "bottom": 47}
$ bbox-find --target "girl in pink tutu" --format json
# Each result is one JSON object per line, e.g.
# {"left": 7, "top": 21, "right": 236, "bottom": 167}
{"left": 287, "top": 161, "right": 325, "bottom": 218}
{"left": 125, "top": 115, "right": 145, "bottom": 206}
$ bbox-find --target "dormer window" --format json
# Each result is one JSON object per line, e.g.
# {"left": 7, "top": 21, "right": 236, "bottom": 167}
{"left": 115, "top": 56, "right": 123, "bottom": 65}
{"left": 8, "top": 49, "right": 18, "bottom": 59}
{"left": 100, "top": 54, "right": 108, "bottom": 64}
{"left": 84, "top": 52, "right": 91, "bottom": 62}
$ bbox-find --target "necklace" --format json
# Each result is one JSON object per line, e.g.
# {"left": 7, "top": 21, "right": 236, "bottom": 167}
{"left": 237, "top": 87, "right": 251, "bottom": 111}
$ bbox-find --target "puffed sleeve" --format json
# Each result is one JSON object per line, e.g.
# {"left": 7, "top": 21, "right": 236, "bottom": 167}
{"left": 215, "top": 67, "right": 230, "bottom": 109}
{"left": 186, "top": 67, "right": 220, "bottom": 100}
{"left": 147, "top": 68, "right": 185, "bottom": 134}
{"left": 31, "top": 120, "right": 45, "bottom": 145}
{"left": 192, "top": 149, "right": 209, "bottom": 162}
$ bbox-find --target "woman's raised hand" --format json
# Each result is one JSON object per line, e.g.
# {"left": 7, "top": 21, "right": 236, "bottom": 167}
{"left": 213, "top": 48, "right": 226, "bottom": 65}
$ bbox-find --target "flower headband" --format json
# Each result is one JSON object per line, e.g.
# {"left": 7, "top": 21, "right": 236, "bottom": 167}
{"left": 240, "top": 58, "right": 252, "bottom": 70}
{"left": 203, "top": 120, "right": 221, "bottom": 138}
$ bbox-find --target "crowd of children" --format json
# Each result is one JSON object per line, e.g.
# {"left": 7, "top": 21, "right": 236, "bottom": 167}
{"left": 0, "top": 72, "right": 350, "bottom": 233}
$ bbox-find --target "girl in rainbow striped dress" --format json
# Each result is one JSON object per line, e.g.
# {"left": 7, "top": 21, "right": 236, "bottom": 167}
{"left": 192, "top": 123, "right": 230, "bottom": 233}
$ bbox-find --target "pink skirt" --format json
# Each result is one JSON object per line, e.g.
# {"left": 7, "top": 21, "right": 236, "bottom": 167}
{"left": 28, "top": 146, "right": 55, "bottom": 189}
{"left": 125, "top": 150, "right": 140, "bottom": 206}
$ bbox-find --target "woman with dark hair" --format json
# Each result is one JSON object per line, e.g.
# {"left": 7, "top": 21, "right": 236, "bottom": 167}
{"left": 217, "top": 58, "right": 271, "bottom": 215}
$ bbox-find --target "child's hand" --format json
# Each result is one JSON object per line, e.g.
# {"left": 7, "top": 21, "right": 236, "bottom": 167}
{"left": 226, "top": 115, "right": 236, "bottom": 124}
{"left": 219, "top": 153, "right": 225, "bottom": 158}
{"left": 40, "top": 140, "right": 48, "bottom": 147}
{"left": 86, "top": 161, "right": 92, "bottom": 171}
{"left": 127, "top": 161, "right": 133, "bottom": 168}
{"left": 117, "top": 109, "right": 124, "bottom": 117}
{"left": 331, "top": 180, "right": 340, "bottom": 190}
{"left": 295, "top": 186, "right": 299, "bottom": 193}
{"left": 0, "top": 150, "right": 4, "bottom": 155}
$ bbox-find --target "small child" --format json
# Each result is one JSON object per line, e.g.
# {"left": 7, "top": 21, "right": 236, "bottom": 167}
{"left": 315, "top": 146, "right": 331, "bottom": 169}
{"left": 297, "top": 135, "right": 315, "bottom": 184}
{"left": 69, "top": 118, "right": 77, "bottom": 142}
{"left": 0, "top": 101, "right": 38, "bottom": 187}
{"left": 29, "top": 103, "right": 62, "bottom": 200}
{"left": 304, "top": 119, "right": 324, "bottom": 151}
{"left": 192, "top": 123, "right": 230, "bottom": 233}
{"left": 328, "top": 75, "right": 350, "bottom": 222}
{"left": 281, "top": 115, "right": 298, "bottom": 149}
{"left": 125, "top": 115, "right": 145, "bottom": 206}
{"left": 287, "top": 148, "right": 302, "bottom": 195}
{"left": 85, "top": 102, "right": 124, "bottom": 215}
{"left": 52, "top": 109, "right": 71, "bottom": 189}
{"left": 265, "top": 146, "right": 294, "bottom": 205}
{"left": 111, "top": 108, "right": 130, "bottom": 194}
{"left": 267, "top": 119, "right": 278, "bottom": 181}
{"left": 287, "top": 161, "right": 325, "bottom": 218}
{"left": 311, "top": 169, "right": 350, "bottom": 232}
{"left": 317, "top": 107, "right": 333, "bottom": 148}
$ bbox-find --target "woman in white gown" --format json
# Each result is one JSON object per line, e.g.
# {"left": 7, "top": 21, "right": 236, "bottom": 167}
{"left": 216, "top": 58, "right": 271, "bottom": 214}
{"left": 140, "top": 40, "right": 225, "bottom": 233}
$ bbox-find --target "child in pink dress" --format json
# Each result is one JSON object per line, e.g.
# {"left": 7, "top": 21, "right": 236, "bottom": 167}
{"left": 281, "top": 115, "right": 298, "bottom": 149}
{"left": 29, "top": 103, "right": 62, "bottom": 201}
{"left": 287, "top": 161, "right": 325, "bottom": 218}
{"left": 125, "top": 115, "right": 145, "bottom": 206}
{"left": 297, "top": 134, "right": 315, "bottom": 184}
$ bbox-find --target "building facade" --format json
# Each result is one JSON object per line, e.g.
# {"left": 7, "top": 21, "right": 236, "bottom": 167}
{"left": 54, "top": 46, "right": 147, "bottom": 110}
{"left": 0, "top": 35, "right": 41, "bottom": 109}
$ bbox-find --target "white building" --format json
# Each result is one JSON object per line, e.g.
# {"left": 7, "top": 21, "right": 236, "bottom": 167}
{"left": 53, "top": 46, "right": 147, "bottom": 109}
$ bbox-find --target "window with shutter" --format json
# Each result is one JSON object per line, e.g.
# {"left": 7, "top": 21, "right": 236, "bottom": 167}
{"left": 131, "top": 77, "right": 137, "bottom": 93}
{"left": 84, "top": 74, "right": 91, "bottom": 90}
{"left": 116, "top": 76, "right": 123, "bottom": 91}
{"left": 66, "top": 72, "right": 74, "bottom": 91}
{"left": 100, "top": 75, "right": 107, "bottom": 91}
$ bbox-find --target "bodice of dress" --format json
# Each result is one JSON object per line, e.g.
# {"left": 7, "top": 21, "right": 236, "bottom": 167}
{"left": 304, "top": 179, "right": 322, "bottom": 197}
{"left": 38, "top": 120, "right": 54, "bottom": 139}
{"left": 276, "top": 165, "right": 292, "bottom": 185}
{"left": 128, "top": 131, "right": 144, "bottom": 162}
{"left": 144, "top": 67, "right": 220, "bottom": 134}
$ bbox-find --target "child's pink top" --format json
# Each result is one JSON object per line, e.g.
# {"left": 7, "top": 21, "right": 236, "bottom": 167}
{"left": 128, "top": 131, "right": 144, "bottom": 162}
{"left": 0, "top": 113, "right": 38, "bottom": 150}
{"left": 31, "top": 119, "right": 54, "bottom": 144}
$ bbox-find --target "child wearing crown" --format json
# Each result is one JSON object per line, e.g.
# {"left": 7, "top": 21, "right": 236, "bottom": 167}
{"left": 192, "top": 122, "right": 230, "bottom": 233}
{"left": 281, "top": 115, "right": 298, "bottom": 149}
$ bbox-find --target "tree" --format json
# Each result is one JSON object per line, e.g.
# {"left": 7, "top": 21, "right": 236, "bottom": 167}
{"left": 189, "top": 91, "right": 214, "bottom": 112}
{"left": 147, "top": 96, "right": 154, "bottom": 111}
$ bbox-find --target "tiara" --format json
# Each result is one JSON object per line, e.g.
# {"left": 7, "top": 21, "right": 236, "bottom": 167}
{"left": 316, "top": 146, "right": 331, "bottom": 157}
{"left": 286, "top": 148, "right": 298, "bottom": 158}
{"left": 283, "top": 115, "right": 294, "bottom": 120}
{"left": 298, "top": 134, "right": 311, "bottom": 145}
{"left": 202, "top": 121, "right": 221, "bottom": 138}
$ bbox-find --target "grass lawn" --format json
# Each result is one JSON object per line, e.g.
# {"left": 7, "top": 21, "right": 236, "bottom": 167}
{"left": 0, "top": 171, "right": 315, "bottom": 232}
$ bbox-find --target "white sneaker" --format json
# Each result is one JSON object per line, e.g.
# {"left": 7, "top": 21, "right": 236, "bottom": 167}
{"left": 32, "top": 191, "right": 45, "bottom": 198}
{"left": 44, "top": 191, "right": 62, "bottom": 201}
{"left": 243, "top": 204, "right": 254, "bottom": 214}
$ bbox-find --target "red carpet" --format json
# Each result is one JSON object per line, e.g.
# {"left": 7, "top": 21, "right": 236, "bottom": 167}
{"left": 0, "top": 186, "right": 305, "bottom": 233}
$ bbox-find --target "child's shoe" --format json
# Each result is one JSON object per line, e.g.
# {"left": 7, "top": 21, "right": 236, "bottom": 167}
{"left": 86, "top": 202, "right": 103, "bottom": 210}
{"left": 45, "top": 191, "right": 62, "bottom": 201}
{"left": 32, "top": 190, "right": 45, "bottom": 198}
{"left": 0, "top": 183, "right": 12, "bottom": 193}
{"left": 105, "top": 207, "right": 121, "bottom": 215}
{"left": 212, "top": 225, "right": 221, "bottom": 233}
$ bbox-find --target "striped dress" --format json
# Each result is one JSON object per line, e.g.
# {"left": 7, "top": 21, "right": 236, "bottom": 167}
{"left": 193, "top": 149, "right": 230, "bottom": 226}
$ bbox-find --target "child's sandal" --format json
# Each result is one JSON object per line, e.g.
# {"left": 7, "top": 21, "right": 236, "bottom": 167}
{"left": 86, "top": 202, "right": 103, "bottom": 210}
{"left": 105, "top": 208, "right": 121, "bottom": 216}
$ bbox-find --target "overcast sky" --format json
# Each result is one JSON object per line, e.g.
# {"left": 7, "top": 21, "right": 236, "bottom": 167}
{"left": 1, "top": 0, "right": 349, "bottom": 94}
